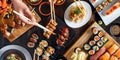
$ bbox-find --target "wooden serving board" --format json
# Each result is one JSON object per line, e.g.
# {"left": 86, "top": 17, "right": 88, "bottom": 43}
{"left": 64, "top": 22, "right": 120, "bottom": 60}
{"left": 6, "top": 5, "right": 41, "bottom": 42}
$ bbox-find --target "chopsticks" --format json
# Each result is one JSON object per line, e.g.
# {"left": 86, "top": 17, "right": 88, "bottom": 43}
{"left": 50, "top": 0, "right": 56, "bottom": 21}
{"left": 74, "top": 0, "right": 83, "bottom": 15}
{"left": 13, "top": 10, "right": 55, "bottom": 34}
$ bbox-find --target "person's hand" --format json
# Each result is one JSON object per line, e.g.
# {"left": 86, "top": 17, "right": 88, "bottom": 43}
{"left": 11, "top": 0, "right": 36, "bottom": 25}
{"left": 49, "top": 0, "right": 57, "bottom": 4}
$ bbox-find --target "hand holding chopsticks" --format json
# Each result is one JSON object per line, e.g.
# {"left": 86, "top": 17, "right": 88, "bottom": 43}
{"left": 13, "top": 10, "right": 55, "bottom": 34}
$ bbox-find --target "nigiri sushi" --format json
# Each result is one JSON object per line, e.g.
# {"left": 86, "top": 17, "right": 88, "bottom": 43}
{"left": 114, "top": 48, "right": 120, "bottom": 58}
{"left": 108, "top": 44, "right": 119, "bottom": 55}
{"left": 99, "top": 52, "right": 110, "bottom": 60}
{"left": 90, "top": 47, "right": 106, "bottom": 60}
{"left": 110, "top": 55, "right": 118, "bottom": 60}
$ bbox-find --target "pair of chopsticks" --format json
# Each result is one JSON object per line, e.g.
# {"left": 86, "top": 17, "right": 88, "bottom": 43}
{"left": 50, "top": 0, "right": 56, "bottom": 21}
{"left": 74, "top": 0, "right": 84, "bottom": 15}
{"left": 13, "top": 10, "right": 55, "bottom": 34}
{"left": 33, "top": 50, "right": 40, "bottom": 60}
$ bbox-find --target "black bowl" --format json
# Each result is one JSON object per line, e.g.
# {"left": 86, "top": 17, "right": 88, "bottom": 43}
{"left": 0, "top": 49, "right": 26, "bottom": 60}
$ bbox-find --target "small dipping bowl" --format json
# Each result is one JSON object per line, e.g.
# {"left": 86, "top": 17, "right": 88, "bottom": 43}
{"left": 110, "top": 23, "right": 120, "bottom": 37}
{"left": 55, "top": 0, "right": 65, "bottom": 5}
{"left": 26, "top": 0, "right": 42, "bottom": 6}
{"left": 39, "top": 2, "right": 51, "bottom": 16}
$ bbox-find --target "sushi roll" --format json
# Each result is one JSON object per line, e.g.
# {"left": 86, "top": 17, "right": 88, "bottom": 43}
{"left": 97, "top": 40, "right": 104, "bottom": 47}
{"left": 102, "top": 1, "right": 109, "bottom": 7}
{"left": 84, "top": 44, "right": 91, "bottom": 51}
{"left": 92, "top": 27, "right": 98, "bottom": 35}
{"left": 93, "top": 46, "right": 99, "bottom": 51}
{"left": 74, "top": 47, "right": 81, "bottom": 53}
{"left": 47, "top": 46, "right": 55, "bottom": 55}
{"left": 98, "top": 30, "right": 104, "bottom": 37}
{"left": 88, "top": 50, "right": 95, "bottom": 55}
{"left": 89, "top": 40, "right": 96, "bottom": 46}
{"left": 30, "top": 38, "right": 37, "bottom": 43}
{"left": 32, "top": 33, "right": 39, "bottom": 40}
{"left": 27, "top": 42, "right": 35, "bottom": 48}
{"left": 44, "top": 51, "right": 51, "bottom": 57}
{"left": 42, "top": 54, "right": 50, "bottom": 60}
{"left": 94, "top": 36, "right": 100, "bottom": 41}
{"left": 101, "top": 37, "right": 108, "bottom": 43}
{"left": 36, "top": 47, "right": 43, "bottom": 56}
{"left": 39, "top": 40, "right": 48, "bottom": 48}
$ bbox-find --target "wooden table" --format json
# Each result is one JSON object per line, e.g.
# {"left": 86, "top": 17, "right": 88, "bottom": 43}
{"left": 0, "top": 0, "right": 120, "bottom": 60}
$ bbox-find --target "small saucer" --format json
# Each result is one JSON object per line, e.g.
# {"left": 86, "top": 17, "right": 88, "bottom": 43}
{"left": 110, "top": 23, "right": 120, "bottom": 37}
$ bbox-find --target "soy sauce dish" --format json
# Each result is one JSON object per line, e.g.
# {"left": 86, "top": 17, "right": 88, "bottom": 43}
{"left": 110, "top": 23, "right": 120, "bottom": 37}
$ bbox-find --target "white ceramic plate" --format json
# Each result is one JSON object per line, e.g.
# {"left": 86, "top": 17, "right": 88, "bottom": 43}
{"left": 64, "top": 1, "right": 92, "bottom": 28}
{"left": 0, "top": 45, "right": 32, "bottom": 60}
{"left": 89, "top": 0, "right": 120, "bottom": 25}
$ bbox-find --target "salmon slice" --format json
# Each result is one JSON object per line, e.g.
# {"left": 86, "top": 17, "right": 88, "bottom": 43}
{"left": 105, "top": 2, "right": 120, "bottom": 15}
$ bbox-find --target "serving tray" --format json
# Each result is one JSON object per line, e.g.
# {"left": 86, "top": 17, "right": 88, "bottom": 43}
{"left": 64, "top": 22, "right": 120, "bottom": 60}
{"left": 89, "top": 0, "right": 120, "bottom": 25}
{"left": 6, "top": 2, "right": 41, "bottom": 42}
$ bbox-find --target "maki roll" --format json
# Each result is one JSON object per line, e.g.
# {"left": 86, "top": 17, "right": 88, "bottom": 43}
{"left": 93, "top": 46, "right": 99, "bottom": 51}
{"left": 101, "top": 37, "right": 108, "bottom": 43}
{"left": 89, "top": 40, "right": 96, "bottom": 46}
{"left": 89, "top": 50, "right": 95, "bottom": 55}
{"left": 30, "top": 38, "right": 37, "bottom": 43}
{"left": 47, "top": 46, "right": 55, "bottom": 55}
{"left": 97, "top": 40, "right": 104, "bottom": 47}
{"left": 84, "top": 44, "right": 91, "bottom": 51}
{"left": 39, "top": 40, "right": 48, "bottom": 48}
{"left": 36, "top": 47, "right": 43, "bottom": 56}
{"left": 74, "top": 47, "right": 81, "bottom": 53}
{"left": 32, "top": 33, "right": 39, "bottom": 40}
{"left": 44, "top": 51, "right": 51, "bottom": 57}
{"left": 94, "top": 36, "right": 100, "bottom": 41}
{"left": 27, "top": 42, "right": 35, "bottom": 48}
{"left": 42, "top": 54, "right": 50, "bottom": 60}
{"left": 98, "top": 30, "right": 104, "bottom": 37}
{"left": 92, "top": 27, "right": 98, "bottom": 35}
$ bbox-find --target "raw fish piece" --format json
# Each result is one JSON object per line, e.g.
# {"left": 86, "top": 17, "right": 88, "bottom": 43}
{"left": 114, "top": 48, "right": 120, "bottom": 58}
{"left": 108, "top": 44, "right": 119, "bottom": 55}
{"left": 99, "top": 52, "right": 110, "bottom": 60}
{"left": 110, "top": 55, "right": 118, "bottom": 60}
{"left": 90, "top": 47, "right": 106, "bottom": 60}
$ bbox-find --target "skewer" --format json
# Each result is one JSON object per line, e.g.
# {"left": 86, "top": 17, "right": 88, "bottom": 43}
{"left": 13, "top": 10, "right": 55, "bottom": 35}
{"left": 50, "top": 0, "right": 56, "bottom": 21}
{"left": 37, "top": 55, "right": 39, "bottom": 60}
{"left": 33, "top": 50, "right": 36, "bottom": 60}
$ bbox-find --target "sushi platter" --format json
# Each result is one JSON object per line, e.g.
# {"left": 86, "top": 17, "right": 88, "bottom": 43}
{"left": 89, "top": 0, "right": 120, "bottom": 25}
{"left": 4, "top": 2, "right": 41, "bottom": 42}
{"left": 64, "top": 22, "right": 120, "bottom": 60}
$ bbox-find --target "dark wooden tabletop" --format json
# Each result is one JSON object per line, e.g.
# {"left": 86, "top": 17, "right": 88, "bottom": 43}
{"left": 0, "top": 0, "right": 120, "bottom": 60}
